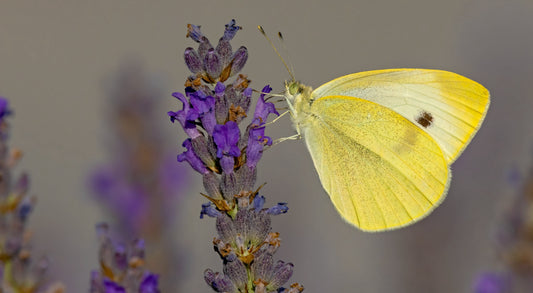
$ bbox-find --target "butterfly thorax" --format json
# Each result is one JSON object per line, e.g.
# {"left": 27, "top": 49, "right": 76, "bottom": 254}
{"left": 284, "top": 81, "right": 315, "bottom": 134}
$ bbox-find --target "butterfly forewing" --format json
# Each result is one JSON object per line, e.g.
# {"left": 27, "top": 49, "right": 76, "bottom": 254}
{"left": 302, "top": 95, "right": 450, "bottom": 231}
{"left": 311, "top": 69, "right": 490, "bottom": 163}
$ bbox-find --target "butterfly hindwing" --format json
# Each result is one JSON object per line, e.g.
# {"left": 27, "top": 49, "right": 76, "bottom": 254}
{"left": 302, "top": 95, "right": 450, "bottom": 231}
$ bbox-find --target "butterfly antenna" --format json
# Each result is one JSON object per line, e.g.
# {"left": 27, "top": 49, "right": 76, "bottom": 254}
{"left": 277, "top": 31, "right": 296, "bottom": 79}
{"left": 258, "top": 26, "right": 295, "bottom": 81}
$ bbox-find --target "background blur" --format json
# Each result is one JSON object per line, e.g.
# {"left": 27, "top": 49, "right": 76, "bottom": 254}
{"left": 1, "top": 0, "right": 532, "bottom": 292}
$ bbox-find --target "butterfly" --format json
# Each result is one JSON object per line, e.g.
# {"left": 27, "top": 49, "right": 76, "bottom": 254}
{"left": 284, "top": 68, "right": 490, "bottom": 232}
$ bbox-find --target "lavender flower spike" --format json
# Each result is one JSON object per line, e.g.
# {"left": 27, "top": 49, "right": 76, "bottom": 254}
{"left": 0, "top": 97, "right": 64, "bottom": 292}
{"left": 89, "top": 64, "right": 188, "bottom": 292}
{"left": 169, "top": 21, "right": 304, "bottom": 292}
{"left": 184, "top": 19, "right": 247, "bottom": 83}
{"left": 90, "top": 223, "right": 161, "bottom": 293}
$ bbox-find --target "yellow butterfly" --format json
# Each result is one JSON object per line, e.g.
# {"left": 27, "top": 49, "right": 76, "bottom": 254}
{"left": 284, "top": 69, "right": 490, "bottom": 232}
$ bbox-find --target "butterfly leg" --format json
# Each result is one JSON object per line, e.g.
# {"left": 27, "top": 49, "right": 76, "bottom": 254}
{"left": 272, "top": 133, "right": 301, "bottom": 146}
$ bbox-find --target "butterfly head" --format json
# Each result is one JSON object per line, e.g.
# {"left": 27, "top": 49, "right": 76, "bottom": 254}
{"left": 284, "top": 80, "right": 313, "bottom": 118}
{"left": 285, "top": 80, "right": 312, "bottom": 101}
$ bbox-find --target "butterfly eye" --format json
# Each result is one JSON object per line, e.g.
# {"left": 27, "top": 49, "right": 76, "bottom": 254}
{"left": 288, "top": 82, "right": 300, "bottom": 95}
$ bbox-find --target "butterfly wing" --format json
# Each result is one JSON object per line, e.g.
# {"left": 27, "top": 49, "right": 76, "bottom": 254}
{"left": 302, "top": 95, "right": 450, "bottom": 231}
{"left": 311, "top": 69, "right": 490, "bottom": 163}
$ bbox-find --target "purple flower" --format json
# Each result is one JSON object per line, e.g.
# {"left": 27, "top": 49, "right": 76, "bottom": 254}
{"left": 473, "top": 272, "right": 509, "bottom": 293}
{"left": 213, "top": 121, "right": 241, "bottom": 174}
{"left": 182, "top": 20, "right": 248, "bottom": 83}
{"left": 89, "top": 166, "right": 148, "bottom": 232}
{"left": 201, "top": 202, "right": 222, "bottom": 219}
{"left": 186, "top": 23, "right": 204, "bottom": 43}
{"left": 169, "top": 92, "right": 201, "bottom": 139}
{"left": 246, "top": 86, "right": 278, "bottom": 168}
{"left": 103, "top": 280, "right": 126, "bottom": 293}
{"left": 0, "top": 99, "right": 63, "bottom": 292}
{"left": 188, "top": 89, "right": 216, "bottom": 134}
{"left": 214, "top": 82, "right": 225, "bottom": 97}
{"left": 139, "top": 273, "right": 161, "bottom": 293}
{"left": 253, "top": 195, "right": 266, "bottom": 211}
{"left": 246, "top": 126, "right": 273, "bottom": 169}
{"left": 178, "top": 139, "right": 209, "bottom": 174}
{"left": 204, "top": 270, "right": 234, "bottom": 292}
{"left": 253, "top": 85, "right": 279, "bottom": 123}
{"left": 222, "top": 19, "right": 241, "bottom": 41}
{"left": 92, "top": 224, "right": 161, "bottom": 293}
{"left": 267, "top": 203, "right": 289, "bottom": 215}
{"left": 213, "top": 121, "right": 241, "bottom": 158}
{"left": 0, "top": 97, "right": 10, "bottom": 121}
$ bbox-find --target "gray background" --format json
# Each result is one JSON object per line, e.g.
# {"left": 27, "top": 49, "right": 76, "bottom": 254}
{"left": 1, "top": 0, "right": 533, "bottom": 292}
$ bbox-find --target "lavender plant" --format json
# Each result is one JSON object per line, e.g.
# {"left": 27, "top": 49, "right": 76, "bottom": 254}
{"left": 90, "top": 223, "right": 160, "bottom": 293}
{"left": 90, "top": 63, "right": 187, "bottom": 237}
{"left": 0, "top": 97, "right": 63, "bottom": 293}
{"left": 168, "top": 20, "right": 304, "bottom": 293}
{"left": 89, "top": 64, "right": 187, "bottom": 288}
{"left": 473, "top": 167, "right": 533, "bottom": 293}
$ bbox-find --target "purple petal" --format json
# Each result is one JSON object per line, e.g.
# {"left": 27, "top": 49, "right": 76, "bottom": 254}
{"left": 189, "top": 91, "right": 214, "bottom": 115}
{"left": 246, "top": 124, "right": 272, "bottom": 169}
{"left": 242, "top": 87, "right": 253, "bottom": 99}
{"left": 267, "top": 203, "right": 288, "bottom": 215}
{"left": 187, "top": 91, "right": 216, "bottom": 135}
{"left": 103, "top": 279, "right": 126, "bottom": 293}
{"left": 473, "top": 272, "right": 509, "bottom": 293}
{"left": 215, "top": 82, "right": 226, "bottom": 97}
{"left": 0, "top": 97, "right": 10, "bottom": 120}
{"left": 213, "top": 121, "right": 241, "bottom": 159}
{"left": 223, "top": 19, "right": 241, "bottom": 41}
{"left": 253, "top": 85, "right": 278, "bottom": 123}
{"left": 186, "top": 24, "right": 204, "bottom": 43}
{"left": 17, "top": 197, "right": 32, "bottom": 222}
{"left": 177, "top": 139, "right": 209, "bottom": 174}
{"left": 200, "top": 202, "right": 222, "bottom": 219}
{"left": 253, "top": 195, "right": 266, "bottom": 211}
{"left": 170, "top": 92, "right": 201, "bottom": 139}
{"left": 139, "top": 273, "right": 160, "bottom": 293}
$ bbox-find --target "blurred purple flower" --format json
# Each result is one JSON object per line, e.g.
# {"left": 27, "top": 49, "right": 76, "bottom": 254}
{"left": 473, "top": 272, "right": 509, "bottom": 293}
{"left": 90, "top": 63, "right": 188, "bottom": 235}
{"left": 90, "top": 223, "right": 160, "bottom": 293}
{"left": 0, "top": 97, "right": 11, "bottom": 122}
{"left": 0, "top": 97, "right": 63, "bottom": 292}
{"left": 89, "top": 63, "right": 189, "bottom": 291}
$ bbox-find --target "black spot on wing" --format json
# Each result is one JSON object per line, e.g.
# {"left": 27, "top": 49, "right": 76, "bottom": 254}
{"left": 416, "top": 111, "right": 433, "bottom": 128}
